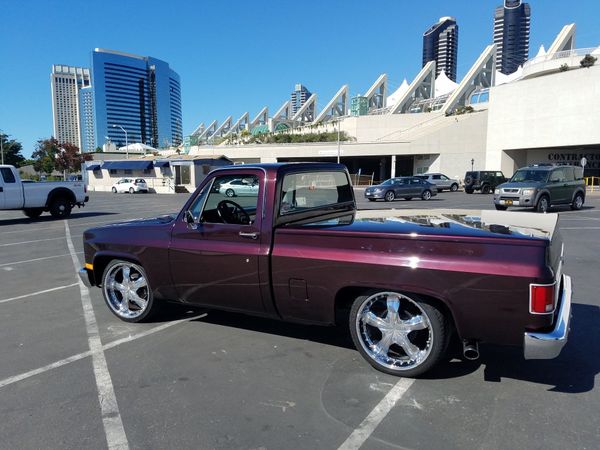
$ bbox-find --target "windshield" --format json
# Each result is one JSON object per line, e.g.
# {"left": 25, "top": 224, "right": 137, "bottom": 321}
{"left": 510, "top": 169, "right": 549, "bottom": 183}
{"left": 380, "top": 179, "right": 393, "bottom": 185}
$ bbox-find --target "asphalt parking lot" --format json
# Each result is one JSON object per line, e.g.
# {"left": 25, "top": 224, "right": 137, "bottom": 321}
{"left": 1, "top": 189, "right": 599, "bottom": 449}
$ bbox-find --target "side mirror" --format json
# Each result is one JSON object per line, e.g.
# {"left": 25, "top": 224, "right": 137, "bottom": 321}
{"left": 185, "top": 210, "right": 196, "bottom": 225}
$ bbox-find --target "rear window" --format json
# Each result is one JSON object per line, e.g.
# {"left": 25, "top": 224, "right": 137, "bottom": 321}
{"left": 0, "top": 168, "right": 16, "bottom": 183}
{"left": 280, "top": 171, "right": 353, "bottom": 215}
{"left": 135, "top": 179, "right": 146, "bottom": 183}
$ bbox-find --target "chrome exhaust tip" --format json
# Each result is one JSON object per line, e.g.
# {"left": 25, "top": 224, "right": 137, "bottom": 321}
{"left": 463, "top": 340, "right": 480, "bottom": 360}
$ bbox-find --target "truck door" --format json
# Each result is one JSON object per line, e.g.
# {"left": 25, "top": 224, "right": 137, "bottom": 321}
{"left": 0, "top": 167, "right": 24, "bottom": 209}
{"left": 169, "top": 169, "right": 268, "bottom": 313}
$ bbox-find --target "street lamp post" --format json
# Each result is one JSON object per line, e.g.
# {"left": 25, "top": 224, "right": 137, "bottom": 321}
{"left": 112, "top": 124, "right": 128, "bottom": 159}
{"left": 0, "top": 130, "right": 4, "bottom": 165}
{"left": 336, "top": 120, "right": 341, "bottom": 164}
{"left": 471, "top": 158, "right": 475, "bottom": 171}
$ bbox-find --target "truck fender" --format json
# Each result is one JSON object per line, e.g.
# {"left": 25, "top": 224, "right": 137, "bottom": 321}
{"left": 46, "top": 187, "right": 76, "bottom": 208}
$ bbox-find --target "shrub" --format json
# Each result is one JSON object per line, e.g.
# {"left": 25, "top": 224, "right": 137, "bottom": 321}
{"left": 559, "top": 63, "right": 570, "bottom": 72}
{"left": 580, "top": 54, "right": 597, "bottom": 68}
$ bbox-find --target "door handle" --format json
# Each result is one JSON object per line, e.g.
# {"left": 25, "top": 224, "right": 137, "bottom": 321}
{"left": 239, "top": 231, "right": 259, "bottom": 240}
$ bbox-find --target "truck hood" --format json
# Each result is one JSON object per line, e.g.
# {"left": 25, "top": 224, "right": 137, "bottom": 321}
{"left": 95, "top": 214, "right": 176, "bottom": 229}
{"left": 350, "top": 209, "right": 559, "bottom": 241}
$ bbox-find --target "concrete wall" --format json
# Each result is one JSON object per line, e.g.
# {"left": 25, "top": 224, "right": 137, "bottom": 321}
{"left": 486, "top": 65, "right": 600, "bottom": 174}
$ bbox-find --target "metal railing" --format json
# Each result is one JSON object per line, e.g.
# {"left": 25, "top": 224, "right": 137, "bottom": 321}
{"left": 523, "top": 48, "right": 599, "bottom": 69}
{"left": 350, "top": 173, "right": 375, "bottom": 186}
{"left": 585, "top": 176, "right": 600, "bottom": 192}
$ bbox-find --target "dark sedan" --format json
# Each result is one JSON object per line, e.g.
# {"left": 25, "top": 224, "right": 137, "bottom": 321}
{"left": 364, "top": 177, "right": 437, "bottom": 202}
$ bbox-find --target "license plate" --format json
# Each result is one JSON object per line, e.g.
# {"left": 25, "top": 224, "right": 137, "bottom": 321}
{"left": 503, "top": 200, "right": 513, "bottom": 205}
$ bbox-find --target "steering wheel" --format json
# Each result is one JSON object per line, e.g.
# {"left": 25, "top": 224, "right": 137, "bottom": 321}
{"left": 216, "top": 200, "right": 251, "bottom": 224}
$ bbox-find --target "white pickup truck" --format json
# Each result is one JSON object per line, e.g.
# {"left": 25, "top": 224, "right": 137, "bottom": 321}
{"left": 0, "top": 165, "right": 89, "bottom": 219}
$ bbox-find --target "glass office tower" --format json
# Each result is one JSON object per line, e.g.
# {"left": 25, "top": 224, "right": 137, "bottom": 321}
{"left": 494, "top": 1, "right": 531, "bottom": 75}
{"left": 91, "top": 48, "right": 183, "bottom": 149}
{"left": 423, "top": 17, "right": 459, "bottom": 82}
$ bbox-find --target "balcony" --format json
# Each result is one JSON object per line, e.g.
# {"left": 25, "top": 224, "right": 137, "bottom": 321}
{"left": 522, "top": 47, "right": 600, "bottom": 79}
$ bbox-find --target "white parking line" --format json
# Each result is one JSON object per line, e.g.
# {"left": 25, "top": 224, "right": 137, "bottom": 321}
{"left": 0, "top": 253, "right": 82, "bottom": 267}
{"left": 0, "top": 313, "right": 206, "bottom": 389}
{"left": 0, "top": 237, "right": 66, "bottom": 247}
{"left": 64, "top": 220, "right": 130, "bottom": 450}
{"left": 0, "top": 283, "right": 78, "bottom": 304}
{"left": 337, "top": 378, "right": 415, "bottom": 450}
{"left": 561, "top": 227, "right": 600, "bottom": 230}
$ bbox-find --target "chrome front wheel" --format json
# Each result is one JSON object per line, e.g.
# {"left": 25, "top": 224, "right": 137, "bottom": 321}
{"left": 350, "top": 291, "right": 447, "bottom": 377}
{"left": 102, "top": 260, "right": 157, "bottom": 322}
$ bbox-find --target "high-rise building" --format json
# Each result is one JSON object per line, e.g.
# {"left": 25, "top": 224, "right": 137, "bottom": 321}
{"left": 494, "top": 1, "right": 531, "bottom": 75}
{"left": 291, "top": 84, "right": 312, "bottom": 115}
{"left": 50, "top": 65, "right": 91, "bottom": 148}
{"left": 423, "top": 17, "right": 459, "bottom": 82}
{"left": 91, "top": 48, "right": 183, "bottom": 149}
{"left": 79, "top": 86, "right": 96, "bottom": 152}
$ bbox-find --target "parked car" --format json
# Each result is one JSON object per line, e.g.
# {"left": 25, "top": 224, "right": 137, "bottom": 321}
{"left": 79, "top": 163, "right": 571, "bottom": 377}
{"left": 415, "top": 173, "right": 459, "bottom": 192}
{"left": 0, "top": 164, "right": 88, "bottom": 219}
{"left": 464, "top": 171, "right": 507, "bottom": 194}
{"left": 494, "top": 164, "right": 586, "bottom": 212}
{"left": 111, "top": 178, "right": 149, "bottom": 194}
{"left": 364, "top": 177, "right": 437, "bottom": 202}
{"left": 218, "top": 178, "right": 259, "bottom": 197}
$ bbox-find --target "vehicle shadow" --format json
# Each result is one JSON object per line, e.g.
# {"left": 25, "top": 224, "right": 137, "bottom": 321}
{"left": 0, "top": 211, "right": 118, "bottom": 226}
{"left": 426, "top": 303, "right": 599, "bottom": 392}
{"left": 165, "top": 306, "right": 356, "bottom": 350}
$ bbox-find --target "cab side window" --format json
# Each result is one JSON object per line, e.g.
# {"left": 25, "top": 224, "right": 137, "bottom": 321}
{"left": 0, "top": 168, "right": 16, "bottom": 183}
{"left": 550, "top": 169, "right": 565, "bottom": 182}
{"left": 198, "top": 174, "right": 259, "bottom": 225}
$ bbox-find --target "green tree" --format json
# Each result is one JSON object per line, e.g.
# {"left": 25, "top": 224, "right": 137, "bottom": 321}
{"left": 0, "top": 132, "right": 25, "bottom": 166}
{"left": 32, "top": 137, "right": 60, "bottom": 174}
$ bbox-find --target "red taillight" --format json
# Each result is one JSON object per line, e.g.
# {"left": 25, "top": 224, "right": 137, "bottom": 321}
{"left": 530, "top": 283, "right": 556, "bottom": 314}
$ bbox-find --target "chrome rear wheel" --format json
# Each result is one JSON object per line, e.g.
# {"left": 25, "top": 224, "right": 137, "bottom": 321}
{"left": 350, "top": 291, "right": 447, "bottom": 377}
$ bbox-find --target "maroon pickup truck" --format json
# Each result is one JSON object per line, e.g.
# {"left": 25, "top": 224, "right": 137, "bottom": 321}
{"left": 79, "top": 163, "right": 572, "bottom": 377}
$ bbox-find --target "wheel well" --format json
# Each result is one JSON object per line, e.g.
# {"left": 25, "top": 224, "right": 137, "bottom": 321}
{"left": 334, "top": 286, "right": 457, "bottom": 335}
{"left": 92, "top": 254, "right": 141, "bottom": 286}
{"left": 47, "top": 188, "right": 75, "bottom": 207}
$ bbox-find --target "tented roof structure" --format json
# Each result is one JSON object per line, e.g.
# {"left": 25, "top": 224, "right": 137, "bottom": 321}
{"left": 118, "top": 143, "right": 157, "bottom": 153}
{"left": 386, "top": 79, "right": 409, "bottom": 106}
{"left": 434, "top": 71, "right": 458, "bottom": 97}
{"left": 495, "top": 65, "right": 523, "bottom": 86}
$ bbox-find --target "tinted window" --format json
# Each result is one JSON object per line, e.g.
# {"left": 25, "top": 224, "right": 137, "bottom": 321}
{"left": 280, "top": 171, "right": 352, "bottom": 215}
{"left": 135, "top": 179, "right": 146, "bottom": 183}
{"left": 0, "top": 168, "right": 16, "bottom": 183}
{"left": 441, "top": 175, "right": 449, "bottom": 180}
{"left": 433, "top": 175, "right": 441, "bottom": 180}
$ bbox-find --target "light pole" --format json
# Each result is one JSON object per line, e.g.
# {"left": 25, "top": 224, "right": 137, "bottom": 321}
{"left": 471, "top": 158, "right": 475, "bottom": 171}
{"left": 336, "top": 120, "right": 341, "bottom": 164}
{"left": 0, "top": 130, "right": 4, "bottom": 165}
{"left": 112, "top": 124, "right": 128, "bottom": 159}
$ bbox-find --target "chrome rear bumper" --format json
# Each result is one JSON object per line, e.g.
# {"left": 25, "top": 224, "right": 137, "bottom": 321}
{"left": 524, "top": 274, "right": 572, "bottom": 359}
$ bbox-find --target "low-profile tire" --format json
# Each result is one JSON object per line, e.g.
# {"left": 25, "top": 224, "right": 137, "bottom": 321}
{"left": 450, "top": 183, "right": 459, "bottom": 192}
{"left": 349, "top": 291, "right": 448, "bottom": 377}
{"left": 102, "top": 259, "right": 159, "bottom": 323}
{"left": 225, "top": 188, "right": 235, "bottom": 197}
{"left": 481, "top": 184, "right": 491, "bottom": 194}
{"left": 465, "top": 189, "right": 474, "bottom": 194}
{"left": 495, "top": 204, "right": 508, "bottom": 211}
{"left": 129, "top": 187, "right": 135, "bottom": 194}
{"left": 421, "top": 190, "right": 432, "bottom": 201}
{"left": 49, "top": 197, "right": 72, "bottom": 218}
{"left": 536, "top": 195, "right": 550, "bottom": 213}
{"left": 384, "top": 191, "right": 395, "bottom": 202}
{"left": 112, "top": 187, "right": 117, "bottom": 193}
{"left": 23, "top": 208, "right": 43, "bottom": 219}
{"left": 571, "top": 192, "right": 584, "bottom": 210}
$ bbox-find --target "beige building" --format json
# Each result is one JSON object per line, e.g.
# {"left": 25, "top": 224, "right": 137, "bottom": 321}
{"left": 50, "top": 64, "right": 91, "bottom": 148}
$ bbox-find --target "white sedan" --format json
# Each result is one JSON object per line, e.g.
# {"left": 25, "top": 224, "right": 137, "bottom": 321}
{"left": 111, "top": 178, "right": 149, "bottom": 194}
{"left": 218, "top": 178, "right": 259, "bottom": 197}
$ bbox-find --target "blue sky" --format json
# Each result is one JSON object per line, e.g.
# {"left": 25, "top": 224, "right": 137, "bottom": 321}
{"left": 1, "top": 0, "right": 599, "bottom": 158}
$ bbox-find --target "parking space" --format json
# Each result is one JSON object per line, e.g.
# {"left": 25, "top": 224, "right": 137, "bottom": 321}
{"left": 1, "top": 190, "right": 599, "bottom": 449}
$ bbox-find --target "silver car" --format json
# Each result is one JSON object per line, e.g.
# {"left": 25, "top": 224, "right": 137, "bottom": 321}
{"left": 415, "top": 173, "right": 459, "bottom": 192}
{"left": 218, "top": 178, "right": 259, "bottom": 197}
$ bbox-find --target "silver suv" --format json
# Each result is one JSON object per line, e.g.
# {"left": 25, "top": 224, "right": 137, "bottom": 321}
{"left": 494, "top": 164, "right": 586, "bottom": 213}
{"left": 415, "top": 173, "right": 459, "bottom": 192}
